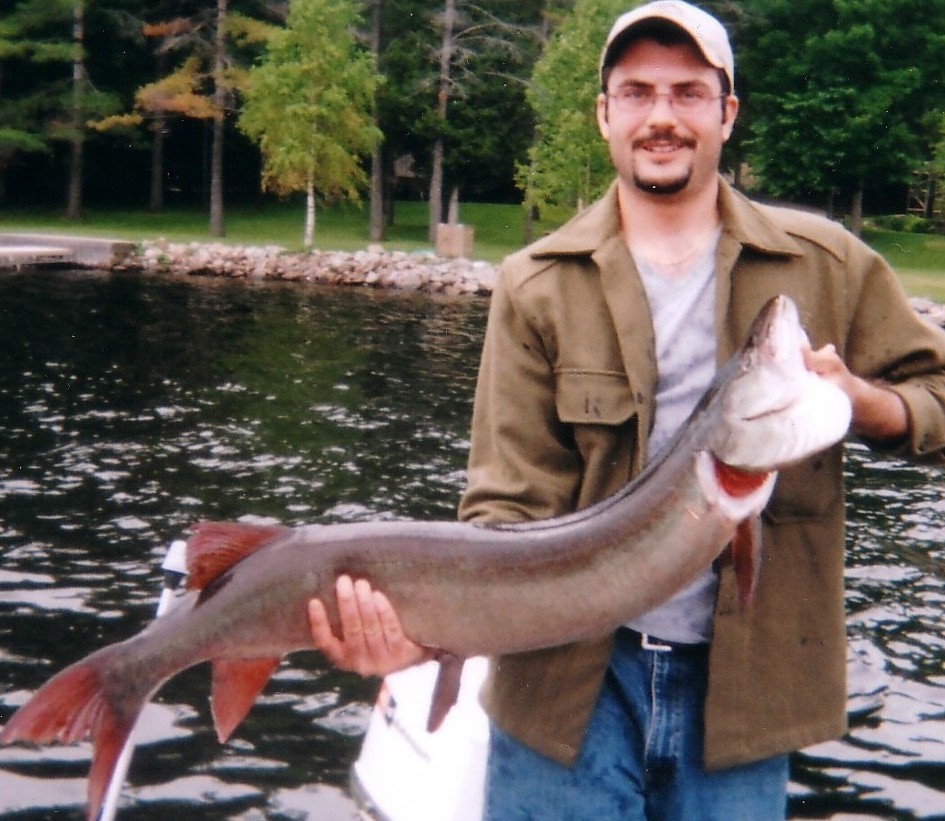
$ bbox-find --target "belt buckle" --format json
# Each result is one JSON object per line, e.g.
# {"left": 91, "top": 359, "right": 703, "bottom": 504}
{"left": 641, "top": 632, "right": 673, "bottom": 653}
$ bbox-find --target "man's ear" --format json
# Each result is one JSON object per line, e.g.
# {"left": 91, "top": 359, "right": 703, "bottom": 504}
{"left": 722, "top": 95, "right": 739, "bottom": 142}
{"left": 596, "top": 93, "right": 611, "bottom": 141}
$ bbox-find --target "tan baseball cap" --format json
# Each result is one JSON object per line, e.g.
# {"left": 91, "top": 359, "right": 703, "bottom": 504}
{"left": 600, "top": 1, "right": 735, "bottom": 91}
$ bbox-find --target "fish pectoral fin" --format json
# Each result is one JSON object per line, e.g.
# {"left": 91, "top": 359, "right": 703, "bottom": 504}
{"left": 186, "top": 522, "right": 291, "bottom": 591}
{"left": 731, "top": 516, "right": 763, "bottom": 609}
{"left": 425, "top": 652, "right": 465, "bottom": 733}
{"left": 211, "top": 657, "right": 282, "bottom": 743}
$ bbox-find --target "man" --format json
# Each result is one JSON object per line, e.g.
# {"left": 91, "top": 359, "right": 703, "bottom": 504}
{"left": 308, "top": 2, "right": 945, "bottom": 818}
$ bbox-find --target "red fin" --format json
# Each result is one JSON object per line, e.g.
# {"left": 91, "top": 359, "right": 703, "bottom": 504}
{"left": 714, "top": 461, "right": 770, "bottom": 498}
{"left": 426, "top": 653, "right": 465, "bottom": 732}
{"left": 210, "top": 657, "right": 281, "bottom": 743}
{"left": 187, "top": 522, "right": 290, "bottom": 591}
{"left": 0, "top": 650, "right": 141, "bottom": 821}
{"left": 731, "top": 517, "right": 763, "bottom": 609}
{"left": 87, "top": 704, "right": 136, "bottom": 821}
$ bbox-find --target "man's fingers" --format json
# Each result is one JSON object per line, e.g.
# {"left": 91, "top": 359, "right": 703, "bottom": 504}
{"left": 308, "top": 576, "right": 429, "bottom": 675}
{"left": 335, "top": 574, "right": 365, "bottom": 640}
{"left": 373, "top": 589, "right": 404, "bottom": 643}
{"left": 307, "top": 598, "right": 345, "bottom": 664}
{"left": 354, "top": 578, "right": 387, "bottom": 652}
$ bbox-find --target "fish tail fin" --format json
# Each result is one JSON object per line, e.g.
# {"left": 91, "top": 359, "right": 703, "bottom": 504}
{"left": 0, "top": 647, "right": 145, "bottom": 821}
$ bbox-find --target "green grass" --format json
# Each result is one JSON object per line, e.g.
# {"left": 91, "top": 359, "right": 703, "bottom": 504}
{"left": 1, "top": 200, "right": 944, "bottom": 298}
{"left": 861, "top": 228, "right": 945, "bottom": 302}
{"left": 0, "top": 198, "right": 563, "bottom": 264}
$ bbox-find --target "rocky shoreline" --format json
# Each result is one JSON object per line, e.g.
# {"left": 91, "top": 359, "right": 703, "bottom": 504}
{"left": 123, "top": 240, "right": 498, "bottom": 296}
{"left": 119, "top": 240, "right": 945, "bottom": 326}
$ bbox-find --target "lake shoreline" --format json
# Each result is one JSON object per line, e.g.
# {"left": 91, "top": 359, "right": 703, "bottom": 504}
{"left": 118, "top": 240, "right": 945, "bottom": 326}
{"left": 120, "top": 240, "right": 498, "bottom": 297}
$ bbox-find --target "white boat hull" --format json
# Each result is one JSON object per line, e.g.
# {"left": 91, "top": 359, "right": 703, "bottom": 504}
{"left": 351, "top": 657, "right": 490, "bottom": 821}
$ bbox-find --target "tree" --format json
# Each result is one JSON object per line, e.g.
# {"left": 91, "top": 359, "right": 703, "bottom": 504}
{"left": 519, "top": 0, "right": 624, "bottom": 214}
{"left": 424, "top": 0, "right": 542, "bottom": 241}
{"left": 0, "top": 1, "right": 61, "bottom": 201}
{"left": 740, "top": 0, "right": 945, "bottom": 232}
{"left": 238, "top": 0, "right": 380, "bottom": 249}
{"left": 90, "top": 1, "right": 274, "bottom": 230}
{"left": 368, "top": 0, "right": 384, "bottom": 241}
{"left": 428, "top": 0, "right": 456, "bottom": 242}
{"left": 65, "top": 0, "right": 86, "bottom": 219}
{"left": 0, "top": 0, "right": 119, "bottom": 215}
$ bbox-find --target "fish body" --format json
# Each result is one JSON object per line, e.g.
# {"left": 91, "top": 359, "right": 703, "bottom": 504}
{"left": 0, "top": 295, "right": 851, "bottom": 820}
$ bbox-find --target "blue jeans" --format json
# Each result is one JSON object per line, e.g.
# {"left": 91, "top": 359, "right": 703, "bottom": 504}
{"left": 485, "top": 629, "right": 788, "bottom": 820}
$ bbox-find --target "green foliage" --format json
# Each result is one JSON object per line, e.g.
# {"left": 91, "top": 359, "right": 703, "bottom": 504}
{"left": 372, "top": 0, "right": 544, "bottom": 203}
{"left": 436, "top": 0, "right": 544, "bottom": 202}
{"left": 0, "top": 0, "right": 121, "bottom": 171}
{"left": 868, "top": 213, "right": 935, "bottom": 234}
{"left": 520, "top": 0, "right": 625, "bottom": 212}
{"left": 740, "top": 0, "right": 945, "bottom": 210}
{"left": 237, "top": 0, "right": 380, "bottom": 202}
{"left": 0, "top": 126, "right": 49, "bottom": 154}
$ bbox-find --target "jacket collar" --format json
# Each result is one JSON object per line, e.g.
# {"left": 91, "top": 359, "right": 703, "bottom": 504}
{"left": 717, "top": 179, "right": 803, "bottom": 258}
{"left": 528, "top": 177, "right": 804, "bottom": 262}
{"left": 529, "top": 182, "right": 622, "bottom": 259}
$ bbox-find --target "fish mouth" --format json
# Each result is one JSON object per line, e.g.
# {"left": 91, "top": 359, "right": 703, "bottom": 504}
{"left": 708, "top": 295, "right": 852, "bottom": 471}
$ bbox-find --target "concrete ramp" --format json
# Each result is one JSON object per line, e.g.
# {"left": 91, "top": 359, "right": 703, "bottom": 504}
{"left": 0, "top": 233, "right": 136, "bottom": 268}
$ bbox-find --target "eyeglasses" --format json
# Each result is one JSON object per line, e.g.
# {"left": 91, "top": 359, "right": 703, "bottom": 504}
{"left": 607, "top": 83, "right": 725, "bottom": 114}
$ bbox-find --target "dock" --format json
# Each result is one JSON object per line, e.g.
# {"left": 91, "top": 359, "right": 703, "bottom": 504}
{"left": 0, "top": 233, "right": 136, "bottom": 269}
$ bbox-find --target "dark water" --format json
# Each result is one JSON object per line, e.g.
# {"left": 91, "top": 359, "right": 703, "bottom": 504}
{"left": 0, "top": 268, "right": 942, "bottom": 820}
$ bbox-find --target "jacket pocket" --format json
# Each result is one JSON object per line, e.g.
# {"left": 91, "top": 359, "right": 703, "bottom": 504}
{"left": 763, "top": 447, "right": 843, "bottom": 523}
{"left": 554, "top": 369, "right": 640, "bottom": 425}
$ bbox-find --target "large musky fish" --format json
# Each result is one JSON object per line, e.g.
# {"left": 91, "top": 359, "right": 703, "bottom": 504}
{"left": 1, "top": 295, "right": 851, "bottom": 820}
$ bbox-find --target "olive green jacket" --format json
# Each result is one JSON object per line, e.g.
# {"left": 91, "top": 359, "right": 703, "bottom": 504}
{"left": 457, "top": 179, "right": 945, "bottom": 771}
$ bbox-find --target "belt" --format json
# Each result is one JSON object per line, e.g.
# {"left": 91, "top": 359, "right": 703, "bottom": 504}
{"left": 622, "top": 627, "right": 710, "bottom": 654}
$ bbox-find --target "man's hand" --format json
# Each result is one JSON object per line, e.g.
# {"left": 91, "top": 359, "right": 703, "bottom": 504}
{"left": 308, "top": 575, "right": 431, "bottom": 677}
{"left": 803, "top": 343, "right": 908, "bottom": 442}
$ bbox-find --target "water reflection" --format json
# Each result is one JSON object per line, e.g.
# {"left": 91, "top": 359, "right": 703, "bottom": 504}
{"left": 0, "top": 268, "right": 943, "bottom": 819}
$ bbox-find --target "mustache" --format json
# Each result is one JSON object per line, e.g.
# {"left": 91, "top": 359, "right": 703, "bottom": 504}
{"left": 632, "top": 130, "right": 697, "bottom": 151}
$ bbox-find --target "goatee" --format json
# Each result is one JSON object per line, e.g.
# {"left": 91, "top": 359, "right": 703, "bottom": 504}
{"left": 633, "top": 171, "right": 692, "bottom": 196}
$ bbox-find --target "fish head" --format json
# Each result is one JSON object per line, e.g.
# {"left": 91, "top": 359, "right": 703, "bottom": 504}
{"left": 709, "top": 295, "right": 852, "bottom": 471}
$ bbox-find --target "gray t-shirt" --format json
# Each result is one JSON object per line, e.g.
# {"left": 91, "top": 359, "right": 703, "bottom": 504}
{"left": 625, "top": 231, "right": 720, "bottom": 644}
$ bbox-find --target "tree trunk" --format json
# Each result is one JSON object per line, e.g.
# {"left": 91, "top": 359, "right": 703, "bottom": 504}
{"left": 522, "top": 202, "right": 534, "bottom": 245}
{"left": 428, "top": 0, "right": 455, "bottom": 243}
{"left": 65, "top": 0, "right": 85, "bottom": 221}
{"left": 149, "top": 111, "right": 165, "bottom": 212}
{"left": 303, "top": 176, "right": 316, "bottom": 250}
{"left": 429, "top": 138, "right": 444, "bottom": 243}
{"left": 923, "top": 174, "right": 936, "bottom": 220}
{"left": 369, "top": 0, "right": 385, "bottom": 242}
{"left": 850, "top": 185, "right": 863, "bottom": 238}
{"left": 209, "top": 0, "right": 227, "bottom": 238}
{"left": 149, "top": 49, "right": 168, "bottom": 213}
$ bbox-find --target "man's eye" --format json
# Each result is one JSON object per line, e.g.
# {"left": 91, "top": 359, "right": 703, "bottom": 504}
{"left": 678, "top": 86, "right": 708, "bottom": 101}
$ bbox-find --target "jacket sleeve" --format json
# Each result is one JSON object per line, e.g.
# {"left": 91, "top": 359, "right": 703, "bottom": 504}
{"left": 458, "top": 266, "right": 583, "bottom": 524}
{"left": 845, "top": 243, "right": 945, "bottom": 463}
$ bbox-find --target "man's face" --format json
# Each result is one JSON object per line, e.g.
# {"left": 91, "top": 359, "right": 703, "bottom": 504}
{"left": 596, "top": 38, "right": 738, "bottom": 201}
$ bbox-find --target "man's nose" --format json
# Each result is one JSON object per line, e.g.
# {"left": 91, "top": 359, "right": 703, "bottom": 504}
{"left": 644, "top": 94, "right": 678, "bottom": 126}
